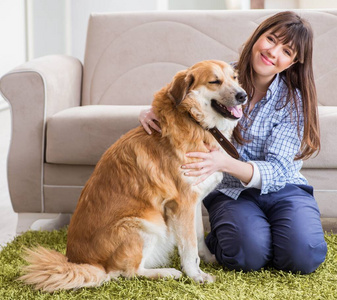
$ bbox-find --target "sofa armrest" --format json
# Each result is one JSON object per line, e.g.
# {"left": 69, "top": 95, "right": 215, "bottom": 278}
{"left": 0, "top": 55, "right": 82, "bottom": 213}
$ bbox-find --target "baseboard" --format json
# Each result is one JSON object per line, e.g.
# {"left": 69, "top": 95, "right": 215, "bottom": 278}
{"left": 321, "top": 218, "right": 337, "bottom": 234}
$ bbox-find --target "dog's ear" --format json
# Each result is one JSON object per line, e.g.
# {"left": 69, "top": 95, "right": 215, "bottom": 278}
{"left": 168, "top": 70, "right": 194, "bottom": 106}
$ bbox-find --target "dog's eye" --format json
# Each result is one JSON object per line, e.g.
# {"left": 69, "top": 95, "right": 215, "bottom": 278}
{"left": 209, "top": 80, "right": 221, "bottom": 85}
{"left": 233, "top": 76, "right": 237, "bottom": 80}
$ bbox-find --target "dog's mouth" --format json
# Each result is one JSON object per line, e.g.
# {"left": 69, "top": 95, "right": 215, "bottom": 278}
{"left": 211, "top": 100, "right": 243, "bottom": 120}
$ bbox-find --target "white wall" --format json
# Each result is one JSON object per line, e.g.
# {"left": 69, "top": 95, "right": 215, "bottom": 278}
{"left": 27, "top": 0, "right": 251, "bottom": 62}
{"left": 26, "top": 0, "right": 68, "bottom": 60}
{"left": 265, "top": 0, "right": 299, "bottom": 9}
{"left": 0, "top": 0, "right": 26, "bottom": 109}
{"left": 298, "top": 0, "right": 337, "bottom": 9}
{"left": 265, "top": 0, "right": 337, "bottom": 9}
{"left": 169, "top": 0, "right": 226, "bottom": 10}
{"left": 0, "top": 0, "right": 26, "bottom": 76}
{"left": 27, "top": 0, "right": 159, "bottom": 62}
{"left": 70, "top": 0, "right": 158, "bottom": 62}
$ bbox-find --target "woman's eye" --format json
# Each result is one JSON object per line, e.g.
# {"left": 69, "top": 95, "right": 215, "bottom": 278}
{"left": 267, "top": 36, "right": 274, "bottom": 42}
{"left": 284, "top": 49, "right": 292, "bottom": 56}
{"left": 209, "top": 80, "right": 221, "bottom": 84}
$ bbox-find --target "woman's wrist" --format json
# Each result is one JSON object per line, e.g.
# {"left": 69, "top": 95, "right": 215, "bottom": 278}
{"left": 223, "top": 157, "right": 254, "bottom": 185}
{"left": 240, "top": 161, "right": 262, "bottom": 188}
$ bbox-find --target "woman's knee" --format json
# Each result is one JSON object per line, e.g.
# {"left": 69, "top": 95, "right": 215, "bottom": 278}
{"left": 270, "top": 191, "right": 327, "bottom": 274}
{"left": 207, "top": 221, "right": 272, "bottom": 272}
{"left": 205, "top": 193, "right": 273, "bottom": 271}
{"left": 273, "top": 232, "right": 327, "bottom": 274}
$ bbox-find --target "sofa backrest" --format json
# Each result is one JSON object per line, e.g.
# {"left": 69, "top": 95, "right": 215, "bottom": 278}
{"left": 81, "top": 9, "right": 337, "bottom": 107}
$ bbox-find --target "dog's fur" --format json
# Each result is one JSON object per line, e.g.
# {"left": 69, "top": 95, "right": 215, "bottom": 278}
{"left": 19, "top": 60, "right": 246, "bottom": 292}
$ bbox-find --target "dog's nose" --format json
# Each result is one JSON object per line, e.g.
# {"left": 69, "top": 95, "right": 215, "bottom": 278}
{"left": 235, "top": 91, "right": 247, "bottom": 103}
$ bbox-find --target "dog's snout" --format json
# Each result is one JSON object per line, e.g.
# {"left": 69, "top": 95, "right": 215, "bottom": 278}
{"left": 235, "top": 91, "right": 247, "bottom": 103}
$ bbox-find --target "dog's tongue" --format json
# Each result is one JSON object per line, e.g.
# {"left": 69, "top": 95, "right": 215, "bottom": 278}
{"left": 227, "top": 106, "right": 243, "bottom": 118}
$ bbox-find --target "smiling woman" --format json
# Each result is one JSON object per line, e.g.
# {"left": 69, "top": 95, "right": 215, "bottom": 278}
{"left": 206, "top": 11, "right": 325, "bottom": 274}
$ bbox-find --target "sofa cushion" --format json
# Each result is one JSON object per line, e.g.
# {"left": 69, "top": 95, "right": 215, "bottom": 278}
{"left": 47, "top": 105, "right": 335, "bottom": 167}
{"left": 303, "top": 106, "right": 337, "bottom": 168}
{"left": 46, "top": 105, "right": 150, "bottom": 165}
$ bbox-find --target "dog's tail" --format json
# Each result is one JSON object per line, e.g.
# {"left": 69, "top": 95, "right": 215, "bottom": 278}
{"left": 18, "top": 246, "right": 113, "bottom": 292}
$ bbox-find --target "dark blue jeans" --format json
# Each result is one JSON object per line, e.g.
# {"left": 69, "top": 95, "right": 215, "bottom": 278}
{"left": 203, "top": 184, "right": 327, "bottom": 274}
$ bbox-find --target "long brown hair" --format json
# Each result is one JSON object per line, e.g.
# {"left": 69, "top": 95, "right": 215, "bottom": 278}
{"left": 234, "top": 11, "right": 320, "bottom": 160}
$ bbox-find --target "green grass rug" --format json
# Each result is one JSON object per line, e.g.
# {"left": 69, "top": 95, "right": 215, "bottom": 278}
{"left": 1, "top": 229, "right": 337, "bottom": 300}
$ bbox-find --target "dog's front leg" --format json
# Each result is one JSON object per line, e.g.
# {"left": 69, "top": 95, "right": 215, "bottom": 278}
{"left": 172, "top": 203, "right": 215, "bottom": 283}
{"left": 196, "top": 202, "right": 216, "bottom": 264}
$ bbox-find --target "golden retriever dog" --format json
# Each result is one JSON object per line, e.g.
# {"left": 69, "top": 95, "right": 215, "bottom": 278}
{"left": 19, "top": 60, "right": 246, "bottom": 292}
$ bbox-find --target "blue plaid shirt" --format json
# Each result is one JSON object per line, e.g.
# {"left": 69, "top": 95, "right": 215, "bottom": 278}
{"left": 218, "top": 73, "right": 308, "bottom": 200}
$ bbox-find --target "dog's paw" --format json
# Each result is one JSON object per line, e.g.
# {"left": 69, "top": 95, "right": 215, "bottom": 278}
{"left": 190, "top": 270, "right": 216, "bottom": 284}
{"left": 200, "top": 271, "right": 216, "bottom": 283}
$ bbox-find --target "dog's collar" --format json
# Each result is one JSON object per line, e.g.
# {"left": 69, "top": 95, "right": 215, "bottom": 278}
{"left": 207, "top": 127, "right": 239, "bottom": 159}
{"left": 186, "top": 111, "right": 239, "bottom": 159}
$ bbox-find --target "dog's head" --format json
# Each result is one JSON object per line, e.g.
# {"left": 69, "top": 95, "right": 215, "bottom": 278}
{"left": 168, "top": 60, "right": 247, "bottom": 131}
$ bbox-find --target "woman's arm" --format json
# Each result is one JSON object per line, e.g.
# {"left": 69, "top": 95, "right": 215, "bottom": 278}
{"left": 183, "top": 116, "right": 302, "bottom": 189}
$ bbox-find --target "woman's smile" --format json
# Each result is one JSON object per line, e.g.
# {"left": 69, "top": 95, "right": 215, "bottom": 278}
{"left": 260, "top": 53, "right": 274, "bottom": 66}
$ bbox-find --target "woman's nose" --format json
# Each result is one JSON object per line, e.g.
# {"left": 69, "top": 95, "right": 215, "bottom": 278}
{"left": 267, "top": 47, "right": 276, "bottom": 57}
{"left": 267, "top": 44, "right": 281, "bottom": 57}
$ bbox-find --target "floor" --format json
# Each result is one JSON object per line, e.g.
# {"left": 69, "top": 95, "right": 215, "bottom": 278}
{"left": 0, "top": 104, "right": 18, "bottom": 247}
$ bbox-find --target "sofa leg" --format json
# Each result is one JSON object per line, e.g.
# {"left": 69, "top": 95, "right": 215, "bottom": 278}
{"left": 16, "top": 213, "right": 71, "bottom": 234}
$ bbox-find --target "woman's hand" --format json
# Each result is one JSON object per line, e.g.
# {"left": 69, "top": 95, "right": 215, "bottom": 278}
{"left": 182, "top": 148, "right": 254, "bottom": 185}
{"left": 139, "top": 107, "right": 161, "bottom": 135}
{"left": 182, "top": 148, "right": 228, "bottom": 185}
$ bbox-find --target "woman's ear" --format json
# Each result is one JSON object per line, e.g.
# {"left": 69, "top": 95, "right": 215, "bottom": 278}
{"left": 168, "top": 71, "right": 194, "bottom": 106}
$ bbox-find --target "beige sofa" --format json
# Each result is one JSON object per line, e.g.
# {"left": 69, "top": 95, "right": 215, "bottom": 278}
{"left": 1, "top": 9, "right": 337, "bottom": 232}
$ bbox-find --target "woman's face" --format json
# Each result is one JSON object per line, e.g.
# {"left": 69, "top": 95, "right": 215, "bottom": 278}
{"left": 251, "top": 30, "right": 297, "bottom": 83}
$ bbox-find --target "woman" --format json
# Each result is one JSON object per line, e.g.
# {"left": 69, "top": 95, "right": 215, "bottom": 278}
{"left": 139, "top": 11, "right": 327, "bottom": 274}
